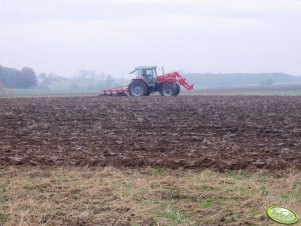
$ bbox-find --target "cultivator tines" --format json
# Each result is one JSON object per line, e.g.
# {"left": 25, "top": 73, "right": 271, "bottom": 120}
{"left": 100, "top": 86, "right": 128, "bottom": 96}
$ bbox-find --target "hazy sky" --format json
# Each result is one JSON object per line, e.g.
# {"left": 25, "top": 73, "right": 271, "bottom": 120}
{"left": 1, "top": 0, "right": 301, "bottom": 77}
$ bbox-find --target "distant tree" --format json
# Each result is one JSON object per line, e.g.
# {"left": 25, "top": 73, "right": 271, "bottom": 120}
{"left": 19, "top": 67, "right": 37, "bottom": 88}
{"left": 77, "top": 69, "right": 96, "bottom": 80}
{"left": 105, "top": 74, "right": 114, "bottom": 87}
{"left": 96, "top": 82, "right": 105, "bottom": 89}
{"left": 36, "top": 73, "right": 50, "bottom": 89}
{"left": 37, "top": 73, "right": 47, "bottom": 79}
{"left": 47, "top": 73, "right": 68, "bottom": 82}
{"left": 0, "top": 66, "right": 4, "bottom": 86}
{"left": 0, "top": 80, "right": 4, "bottom": 96}
{"left": 0, "top": 80, "right": 12, "bottom": 96}
{"left": 0, "top": 80, "right": 4, "bottom": 88}
{"left": 260, "top": 79, "right": 274, "bottom": 86}
{"left": 69, "top": 83, "right": 80, "bottom": 90}
{"left": 98, "top": 72, "right": 106, "bottom": 81}
{"left": 86, "top": 84, "right": 95, "bottom": 90}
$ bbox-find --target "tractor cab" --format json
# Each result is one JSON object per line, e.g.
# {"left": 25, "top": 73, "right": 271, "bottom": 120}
{"left": 130, "top": 66, "right": 157, "bottom": 87}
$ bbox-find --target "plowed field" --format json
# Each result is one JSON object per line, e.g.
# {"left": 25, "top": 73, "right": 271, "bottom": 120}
{"left": 1, "top": 96, "right": 301, "bottom": 170}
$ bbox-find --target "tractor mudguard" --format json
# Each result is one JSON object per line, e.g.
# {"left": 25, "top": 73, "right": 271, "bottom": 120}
{"left": 131, "top": 78, "right": 148, "bottom": 85}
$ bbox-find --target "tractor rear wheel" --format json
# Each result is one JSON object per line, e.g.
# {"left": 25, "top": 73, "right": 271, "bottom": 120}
{"left": 128, "top": 80, "right": 148, "bottom": 96}
{"left": 160, "top": 83, "right": 176, "bottom": 96}
{"left": 174, "top": 83, "right": 180, "bottom": 96}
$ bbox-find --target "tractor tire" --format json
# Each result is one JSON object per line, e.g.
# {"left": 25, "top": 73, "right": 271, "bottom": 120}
{"left": 160, "top": 83, "right": 176, "bottom": 96}
{"left": 174, "top": 83, "right": 180, "bottom": 96}
{"left": 128, "top": 80, "right": 148, "bottom": 97}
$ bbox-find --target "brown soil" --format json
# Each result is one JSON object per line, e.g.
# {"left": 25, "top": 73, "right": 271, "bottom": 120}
{"left": 1, "top": 96, "right": 301, "bottom": 170}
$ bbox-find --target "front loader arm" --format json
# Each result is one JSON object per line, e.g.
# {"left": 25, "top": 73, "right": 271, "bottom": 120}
{"left": 157, "top": 72, "right": 194, "bottom": 90}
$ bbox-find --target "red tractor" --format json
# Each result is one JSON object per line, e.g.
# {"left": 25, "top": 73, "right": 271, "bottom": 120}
{"left": 101, "top": 66, "right": 194, "bottom": 96}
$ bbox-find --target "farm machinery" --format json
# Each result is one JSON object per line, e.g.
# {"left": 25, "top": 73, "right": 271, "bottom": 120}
{"left": 100, "top": 66, "right": 194, "bottom": 96}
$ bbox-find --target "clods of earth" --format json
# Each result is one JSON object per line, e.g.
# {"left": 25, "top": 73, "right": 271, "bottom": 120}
{"left": 1, "top": 96, "right": 301, "bottom": 171}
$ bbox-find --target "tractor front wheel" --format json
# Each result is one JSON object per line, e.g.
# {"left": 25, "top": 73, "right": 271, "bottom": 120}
{"left": 174, "top": 83, "right": 180, "bottom": 96}
{"left": 128, "top": 80, "right": 148, "bottom": 96}
{"left": 160, "top": 83, "right": 176, "bottom": 96}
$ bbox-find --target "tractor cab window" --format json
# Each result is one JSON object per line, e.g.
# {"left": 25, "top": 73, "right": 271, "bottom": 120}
{"left": 138, "top": 69, "right": 156, "bottom": 83}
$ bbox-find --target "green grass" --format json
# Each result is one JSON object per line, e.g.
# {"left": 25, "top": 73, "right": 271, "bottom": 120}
{"left": 0, "top": 213, "right": 10, "bottom": 224}
{"left": 2, "top": 88, "right": 301, "bottom": 98}
{"left": 198, "top": 91, "right": 301, "bottom": 96}
{"left": 201, "top": 199, "right": 214, "bottom": 208}
{"left": 0, "top": 88, "right": 99, "bottom": 97}
{"left": 0, "top": 167, "right": 300, "bottom": 225}
{"left": 160, "top": 207, "right": 190, "bottom": 224}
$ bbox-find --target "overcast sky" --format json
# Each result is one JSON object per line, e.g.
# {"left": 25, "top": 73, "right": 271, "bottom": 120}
{"left": 0, "top": 0, "right": 301, "bottom": 77}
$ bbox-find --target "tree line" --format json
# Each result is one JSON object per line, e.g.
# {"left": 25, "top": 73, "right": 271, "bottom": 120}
{"left": 0, "top": 66, "right": 37, "bottom": 89}
{"left": 1, "top": 64, "right": 300, "bottom": 90}
{"left": 184, "top": 72, "right": 300, "bottom": 89}
{"left": 36, "top": 69, "right": 126, "bottom": 91}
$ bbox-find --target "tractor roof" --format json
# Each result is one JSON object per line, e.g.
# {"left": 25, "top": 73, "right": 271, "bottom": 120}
{"left": 135, "top": 66, "right": 157, "bottom": 70}
{"left": 130, "top": 66, "right": 157, "bottom": 74}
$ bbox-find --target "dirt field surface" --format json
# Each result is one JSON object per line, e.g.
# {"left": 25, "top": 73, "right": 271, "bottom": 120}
{"left": 1, "top": 96, "right": 301, "bottom": 170}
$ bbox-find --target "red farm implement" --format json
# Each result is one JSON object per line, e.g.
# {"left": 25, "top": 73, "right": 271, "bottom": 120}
{"left": 100, "top": 86, "right": 128, "bottom": 96}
